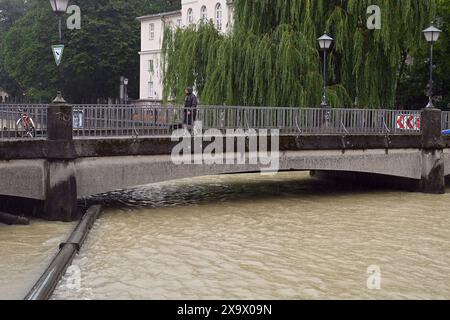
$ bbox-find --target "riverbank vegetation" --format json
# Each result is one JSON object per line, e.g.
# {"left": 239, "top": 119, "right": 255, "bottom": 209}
{"left": 163, "top": 0, "right": 449, "bottom": 109}
{"left": 0, "top": 0, "right": 448, "bottom": 108}
{"left": 0, "top": 0, "right": 180, "bottom": 102}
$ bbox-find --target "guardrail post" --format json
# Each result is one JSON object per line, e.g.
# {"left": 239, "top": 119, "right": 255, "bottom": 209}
{"left": 43, "top": 94, "right": 79, "bottom": 221}
{"left": 419, "top": 107, "right": 445, "bottom": 194}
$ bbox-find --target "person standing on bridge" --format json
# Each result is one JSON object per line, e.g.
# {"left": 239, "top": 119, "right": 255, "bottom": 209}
{"left": 183, "top": 86, "right": 198, "bottom": 129}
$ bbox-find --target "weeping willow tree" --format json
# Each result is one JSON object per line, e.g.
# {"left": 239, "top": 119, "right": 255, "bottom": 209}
{"left": 162, "top": 0, "right": 436, "bottom": 108}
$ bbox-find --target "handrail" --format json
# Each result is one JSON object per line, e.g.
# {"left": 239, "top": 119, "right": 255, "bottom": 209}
{"left": 0, "top": 103, "right": 428, "bottom": 140}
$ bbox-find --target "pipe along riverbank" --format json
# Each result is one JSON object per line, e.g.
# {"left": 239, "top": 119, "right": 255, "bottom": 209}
{"left": 0, "top": 211, "right": 29, "bottom": 225}
{"left": 24, "top": 205, "right": 102, "bottom": 300}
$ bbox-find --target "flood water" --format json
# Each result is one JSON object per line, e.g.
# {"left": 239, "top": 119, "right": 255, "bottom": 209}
{"left": 42, "top": 172, "right": 450, "bottom": 300}
{"left": 0, "top": 220, "right": 74, "bottom": 300}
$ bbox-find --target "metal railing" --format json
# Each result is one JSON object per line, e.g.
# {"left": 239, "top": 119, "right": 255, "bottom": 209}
{"left": 0, "top": 103, "right": 425, "bottom": 140}
{"left": 0, "top": 104, "right": 48, "bottom": 139}
{"left": 72, "top": 104, "right": 181, "bottom": 138}
{"left": 197, "top": 107, "right": 421, "bottom": 135}
{"left": 73, "top": 105, "right": 423, "bottom": 137}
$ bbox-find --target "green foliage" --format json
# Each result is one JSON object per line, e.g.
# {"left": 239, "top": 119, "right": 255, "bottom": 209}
{"left": 2, "top": 0, "right": 447, "bottom": 107}
{"left": 0, "top": 0, "right": 28, "bottom": 29}
{"left": 397, "top": 0, "right": 450, "bottom": 110}
{"left": 1, "top": 1, "right": 55, "bottom": 101}
{"left": 163, "top": 0, "right": 438, "bottom": 108}
{"left": 163, "top": 22, "right": 221, "bottom": 104}
{"left": 0, "top": 0, "right": 28, "bottom": 95}
{"left": 0, "top": 0, "right": 180, "bottom": 102}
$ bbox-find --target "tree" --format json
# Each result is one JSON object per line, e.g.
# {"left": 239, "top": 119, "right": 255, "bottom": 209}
{"left": 163, "top": 0, "right": 438, "bottom": 109}
{"left": 0, "top": 0, "right": 28, "bottom": 29}
{"left": 397, "top": 0, "right": 450, "bottom": 110}
{"left": 0, "top": 0, "right": 28, "bottom": 96}
{"left": 0, "top": 0, "right": 180, "bottom": 102}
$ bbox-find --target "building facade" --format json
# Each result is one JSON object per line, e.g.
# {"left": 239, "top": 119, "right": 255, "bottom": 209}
{"left": 137, "top": 0, "right": 234, "bottom": 101}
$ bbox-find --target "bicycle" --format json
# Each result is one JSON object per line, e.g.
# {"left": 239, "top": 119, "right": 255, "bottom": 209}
{"left": 15, "top": 109, "right": 36, "bottom": 138}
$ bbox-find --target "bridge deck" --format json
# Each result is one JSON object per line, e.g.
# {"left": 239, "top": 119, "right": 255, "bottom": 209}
{"left": 0, "top": 134, "right": 438, "bottom": 161}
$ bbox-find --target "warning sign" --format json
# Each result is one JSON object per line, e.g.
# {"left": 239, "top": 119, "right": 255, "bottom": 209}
{"left": 396, "top": 114, "right": 421, "bottom": 131}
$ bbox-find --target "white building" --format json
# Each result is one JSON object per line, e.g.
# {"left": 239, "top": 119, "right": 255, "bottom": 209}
{"left": 137, "top": 0, "right": 234, "bottom": 101}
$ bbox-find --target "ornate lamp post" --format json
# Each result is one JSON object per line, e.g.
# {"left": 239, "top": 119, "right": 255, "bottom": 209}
{"left": 44, "top": 2, "right": 77, "bottom": 222}
{"left": 49, "top": 0, "right": 70, "bottom": 102}
{"left": 317, "top": 33, "right": 334, "bottom": 108}
{"left": 422, "top": 24, "right": 442, "bottom": 108}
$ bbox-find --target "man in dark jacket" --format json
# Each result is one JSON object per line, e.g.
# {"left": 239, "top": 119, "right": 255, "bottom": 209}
{"left": 183, "top": 86, "right": 198, "bottom": 128}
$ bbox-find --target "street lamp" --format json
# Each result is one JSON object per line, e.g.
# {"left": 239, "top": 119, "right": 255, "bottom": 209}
{"left": 317, "top": 33, "right": 333, "bottom": 108}
{"left": 49, "top": 0, "right": 70, "bottom": 42}
{"left": 124, "top": 78, "right": 129, "bottom": 104}
{"left": 423, "top": 24, "right": 442, "bottom": 108}
{"left": 49, "top": 0, "right": 70, "bottom": 102}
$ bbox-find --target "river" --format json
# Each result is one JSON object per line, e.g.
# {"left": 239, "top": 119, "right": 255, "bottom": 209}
{"left": 1, "top": 172, "right": 450, "bottom": 299}
{"left": 0, "top": 220, "right": 74, "bottom": 300}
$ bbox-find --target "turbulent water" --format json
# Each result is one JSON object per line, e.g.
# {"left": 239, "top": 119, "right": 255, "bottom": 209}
{"left": 1, "top": 172, "right": 449, "bottom": 300}
{"left": 42, "top": 172, "right": 450, "bottom": 300}
{"left": 0, "top": 220, "right": 74, "bottom": 300}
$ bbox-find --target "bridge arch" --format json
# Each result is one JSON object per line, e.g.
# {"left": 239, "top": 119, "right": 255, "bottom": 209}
{"left": 74, "top": 149, "right": 423, "bottom": 198}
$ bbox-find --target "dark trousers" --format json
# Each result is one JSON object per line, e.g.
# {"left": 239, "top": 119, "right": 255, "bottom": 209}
{"left": 183, "top": 108, "right": 197, "bottom": 126}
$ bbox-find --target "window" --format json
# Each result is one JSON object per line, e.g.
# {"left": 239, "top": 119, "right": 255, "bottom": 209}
{"left": 148, "top": 60, "right": 154, "bottom": 73}
{"left": 201, "top": 6, "right": 207, "bottom": 22}
{"left": 177, "top": 19, "right": 182, "bottom": 28}
{"left": 215, "top": 3, "right": 222, "bottom": 31}
{"left": 148, "top": 82, "right": 154, "bottom": 98}
{"left": 149, "top": 23, "right": 155, "bottom": 40}
{"left": 187, "top": 8, "right": 193, "bottom": 25}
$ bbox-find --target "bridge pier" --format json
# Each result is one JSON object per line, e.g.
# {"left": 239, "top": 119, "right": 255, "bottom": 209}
{"left": 419, "top": 149, "right": 445, "bottom": 194}
{"left": 419, "top": 108, "right": 445, "bottom": 194}
{"left": 42, "top": 160, "right": 78, "bottom": 221}
{"left": 42, "top": 97, "right": 79, "bottom": 221}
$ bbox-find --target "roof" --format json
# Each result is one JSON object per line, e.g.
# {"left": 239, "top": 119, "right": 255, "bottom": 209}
{"left": 137, "top": 10, "right": 181, "bottom": 21}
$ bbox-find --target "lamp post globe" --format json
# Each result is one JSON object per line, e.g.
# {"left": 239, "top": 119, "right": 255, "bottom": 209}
{"left": 423, "top": 25, "right": 442, "bottom": 43}
{"left": 318, "top": 33, "right": 334, "bottom": 51}
{"left": 423, "top": 24, "right": 442, "bottom": 108}
{"left": 49, "top": 0, "right": 70, "bottom": 15}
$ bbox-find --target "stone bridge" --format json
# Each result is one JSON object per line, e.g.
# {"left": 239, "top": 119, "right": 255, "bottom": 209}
{"left": 0, "top": 102, "right": 449, "bottom": 221}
